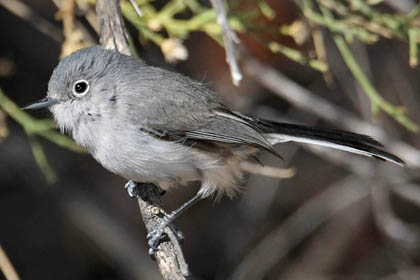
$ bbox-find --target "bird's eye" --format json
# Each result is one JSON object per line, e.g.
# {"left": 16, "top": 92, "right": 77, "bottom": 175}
{"left": 72, "top": 80, "right": 90, "bottom": 97}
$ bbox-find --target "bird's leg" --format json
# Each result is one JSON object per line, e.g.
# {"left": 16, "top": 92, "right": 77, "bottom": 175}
{"left": 147, "top": 192, "right": 203, "bottom": 255}
{"left": 124, "top": 181, "right": 201, "bottom": 256}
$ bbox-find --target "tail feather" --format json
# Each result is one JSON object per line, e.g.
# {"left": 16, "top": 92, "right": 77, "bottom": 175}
{"left": 253, "top": 119, "right": 404, "bottom": 166}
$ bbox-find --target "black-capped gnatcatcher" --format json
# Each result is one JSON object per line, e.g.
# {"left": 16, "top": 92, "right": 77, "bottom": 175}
{"left": 24, "top": 46, "right": 404, "bottom": 252}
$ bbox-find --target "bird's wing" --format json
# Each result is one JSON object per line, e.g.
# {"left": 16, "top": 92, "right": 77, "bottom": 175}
{"left": 124, "top": 66, "right": 278, "bottom": 153}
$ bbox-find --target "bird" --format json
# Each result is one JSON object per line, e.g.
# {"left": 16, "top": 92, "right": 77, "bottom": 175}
{"left": 24, "top": 46, "right": 404, "bottom": 250}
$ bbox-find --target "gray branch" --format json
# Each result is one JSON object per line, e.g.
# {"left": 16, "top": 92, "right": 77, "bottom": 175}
{"left": 210, "top": 0, "right": 242, "bottom": 86}
{"left": 95, "top": 0, "right": 190, "bottom": 279}
{"left": 96, "top": 0, "right": 129, "bottom": 55}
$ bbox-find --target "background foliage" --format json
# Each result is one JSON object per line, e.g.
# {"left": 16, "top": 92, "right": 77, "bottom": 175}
{"left": 0, "top": 0, "right": 420, "bottom": 279}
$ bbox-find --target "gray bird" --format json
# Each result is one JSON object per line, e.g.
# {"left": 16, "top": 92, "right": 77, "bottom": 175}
{"left": 24, "top": 46, "right": 404, "bottom": 251}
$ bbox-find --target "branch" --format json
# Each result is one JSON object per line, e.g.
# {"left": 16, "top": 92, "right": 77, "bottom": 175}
{"left": 135, "top": 184, "right": 190, "bottom": 279}
{"left": 0, "top": 244, "right": 20, "bottom": 280}
{"left": 96, "top": 0, "right": 130, "bottom": 55}
{"left": 210, "top": 0, "right": 242, "bottom": 86}
{"left": 95, "top": 0, "right": 189, "bottom": 279}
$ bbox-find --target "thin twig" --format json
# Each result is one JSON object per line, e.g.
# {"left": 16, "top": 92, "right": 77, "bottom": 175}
{"left": 95, "top": 0, "right": 190, "bottom": 278}
{"left": 332, "top": 27, "right": 418, "bottom": 132}
{"left": 0, "top": 89, "right": 83, "bottom": 153}
{"left": 0, "top": 88, "right": 81, "bottom": 181}
{"left": 0, "top": 244, "right": 20, "bottom": 280}
{"left": 96, "top": 0, "right": 130, "bottom": 55}
{"left": 129, "top": 0, "right": 143, "bottom": 17}
{"left": 210, "top": 0, "right": 242, "bottom": 86}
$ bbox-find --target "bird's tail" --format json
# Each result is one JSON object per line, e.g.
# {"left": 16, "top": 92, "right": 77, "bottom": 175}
{"left": 251, "top": 119, "right": 404, "bottom": 166}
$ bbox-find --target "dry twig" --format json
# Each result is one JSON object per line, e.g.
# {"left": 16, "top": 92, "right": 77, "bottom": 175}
{"left": 0, "top": 244, "right": 20, "bottom": 280}
{"left": 210, "top": 0, "right": 242, "bottom": 86}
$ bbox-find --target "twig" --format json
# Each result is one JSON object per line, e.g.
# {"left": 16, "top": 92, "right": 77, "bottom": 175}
{"left": 96, "top": 0, "right": 130, "bottom": 55}
{"left": 210, "top": 0, "right": 242, "bottom": 86}
{"left": 408, "top": 28, "right": 419, "bottom": 67}
{"left": 136, "top": 184, "right": 190, "bottom": 279}
{"left": 0, "top": 89, "right": 82, "bottom": 153}
{"left": 129, "top": 0, "right": 143, "bottom": 17}
{"left": 95, "top": 0, "right": 190, "bottom": 278}
{"left": 0, "top": 244, "right": 20, "bottom": 280}
{"left": 28, "top": 136, "right": 57, "bottom": 184}
{"left": 0, "top": 88, "right": 81, "bottom": 182}
{"left": 324, "top": 14, "right": 418, "bottom": 132}
{"left": 268, "top": 41, "right": 328, "bottom": 72}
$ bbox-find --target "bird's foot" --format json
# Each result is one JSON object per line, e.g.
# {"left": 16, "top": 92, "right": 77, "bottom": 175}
{"left": 147, "top": 212, "right": 184, "bottom": 257}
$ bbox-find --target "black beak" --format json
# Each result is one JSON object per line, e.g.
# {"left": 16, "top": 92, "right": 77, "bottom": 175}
{"left": 22, "top": 97, "right": 59, "bottom": 110}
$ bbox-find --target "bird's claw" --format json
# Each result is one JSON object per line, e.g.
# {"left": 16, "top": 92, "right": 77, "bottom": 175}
{"left": 147, "top": 227, "right": 166, "bottom": 257}
{"left": 124, "top": 180, "right": 139, "bottom": 198}
{"left": 146, "top": 215, "right": 184, "bottom": 258}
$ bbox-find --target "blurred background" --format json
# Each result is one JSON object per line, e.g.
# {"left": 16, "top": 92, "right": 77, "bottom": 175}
{"left": 1, "top": 0, "right": 420, "bottom": 279}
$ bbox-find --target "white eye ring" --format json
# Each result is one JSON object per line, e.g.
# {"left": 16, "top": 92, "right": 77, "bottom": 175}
{"left": 72, "top": 79, "right": 90, "bottom": 97}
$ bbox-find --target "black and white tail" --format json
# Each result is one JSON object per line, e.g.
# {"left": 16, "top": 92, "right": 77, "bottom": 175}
{"left": 255, "top": 119, "right": 404, "bottom": 166}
